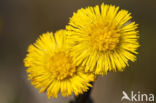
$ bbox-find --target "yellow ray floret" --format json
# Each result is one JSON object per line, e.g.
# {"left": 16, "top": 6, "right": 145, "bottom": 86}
{"left": 24, "top": 30, "right": 95, "bottom": 98}
{"left": 66, "top": 3, "right": 140, "bottom": 75}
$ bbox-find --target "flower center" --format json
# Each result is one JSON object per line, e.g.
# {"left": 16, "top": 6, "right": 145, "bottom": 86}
{"left": 48, "top": 51, "right": 76, "bottom": 80}
{"left": 90, "top": 23, "right": 120, "bottom": 51}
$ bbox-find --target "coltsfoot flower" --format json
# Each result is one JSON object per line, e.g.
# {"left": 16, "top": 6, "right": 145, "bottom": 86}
{"left": 66, "top": 3, "right": 139, "bottom": 75}
{"left": 24, "top": 30, "right": 95, "bottom": 98}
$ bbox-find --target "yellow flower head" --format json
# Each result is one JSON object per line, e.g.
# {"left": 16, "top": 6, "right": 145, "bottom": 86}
{"left": 66, "top": 3, "right": 139, "bottom": 75}
{"left": 24, "top": 30, "right": 95, "bottom": 98}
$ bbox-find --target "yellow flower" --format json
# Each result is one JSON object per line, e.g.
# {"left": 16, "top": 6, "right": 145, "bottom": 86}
{"left": 66, "top": 3, "right": 139, "bottom": 75}
{"left": 24, "top": 30, "right": 95, "bottom": 98}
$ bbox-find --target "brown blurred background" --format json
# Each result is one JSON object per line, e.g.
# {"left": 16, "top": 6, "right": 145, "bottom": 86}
{"left": 0, "top": 0, "right": 156, "bottom": 103}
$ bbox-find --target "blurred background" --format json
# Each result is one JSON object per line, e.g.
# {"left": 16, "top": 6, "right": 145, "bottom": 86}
{"left": 0, "top": 0, "right": 155, "bottom": 103}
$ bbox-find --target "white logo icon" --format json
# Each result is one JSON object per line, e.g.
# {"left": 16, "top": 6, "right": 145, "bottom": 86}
{"left": 121, "top": 91, "right": 131, "bottom": 101}
{"left": 121, "top": 91, "right": 154, "bottom": 102}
